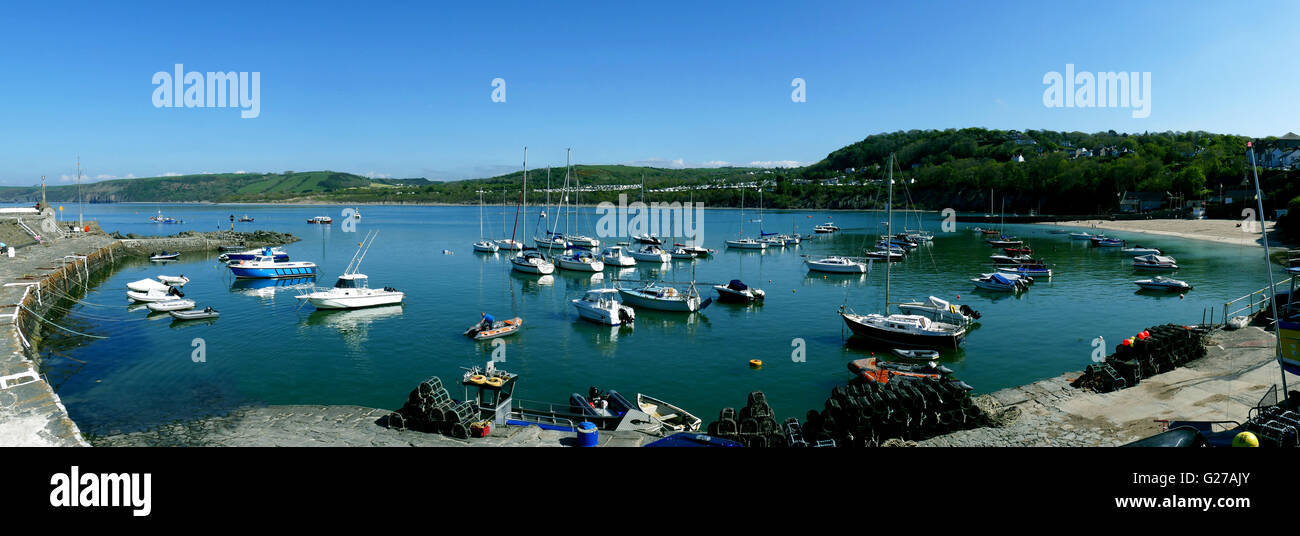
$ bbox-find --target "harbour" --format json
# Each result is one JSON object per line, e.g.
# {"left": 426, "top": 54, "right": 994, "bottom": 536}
{"left": 1, "top": 202, "right": 1290, "bottom": 447}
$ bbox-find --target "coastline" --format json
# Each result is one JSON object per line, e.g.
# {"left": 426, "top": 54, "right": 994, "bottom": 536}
{"left": 1036, "top": 218, "right": 1294, "bottom": 250}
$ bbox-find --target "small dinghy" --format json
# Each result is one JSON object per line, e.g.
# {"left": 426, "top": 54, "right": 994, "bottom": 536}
{"left": 147, "top": 299, "right": 196, "bottom": 312}
{"left": 464, "top": 315, "right": 523, "bottom": 340}
{"left": 157, "top": 274, "right": 189, "bottom": 286}
{"left": 891, "top": 348, "right": 941, "bottom": 360}
{"left": 127, "top": 286, "right": 185, "bottom": 303}
{"left": 149, "top": 251, "right": 180, "bottom": 261}
{"left": 126, "top": 278, "right": 170, "bottom": 293}
{"left": 170, "top": 307, "right": 219, "bottom": 320}
{"left": 847, "top": 357, "right": 971, "bottom": 389}
{"left": 637, "top": 393, "right": 703, "bottom": 432}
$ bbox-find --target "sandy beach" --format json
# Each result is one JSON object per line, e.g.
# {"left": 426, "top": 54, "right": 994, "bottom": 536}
{"left": 1040, "top": 218, "right": 1292, "bottom": 249}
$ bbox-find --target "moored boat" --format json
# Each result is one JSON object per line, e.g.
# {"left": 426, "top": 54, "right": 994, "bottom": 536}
{"left": 637, "top": 393, "right": 702, "bottom": 432}
{"left": 147, "top": 299, "right": 196, "bottom": 312}
{"left": 1134, "top": 276, "right": 1192, "bottom": 291}
{"left": 170, "top": 307, "right": 218, "bottom": 320}
{"left": 896, "top": 296, "right": 980, "bottom": 327}
{"left": 805, "top": 256, "right": 867, "bottom": 273}
{"left": 617, "top": 282, "right": 708, "bottom": 312}
{"left": 713, "top": 279, "right": 764, "bottom": 302}
{"left": 571, "top": 288, "right": 635, "bottom": 325}
{"left": 1132, "top": 254, "right": 1179, "bottom": 270}
{"left": 227, "top": 248, "right": 318, "bottom": 279}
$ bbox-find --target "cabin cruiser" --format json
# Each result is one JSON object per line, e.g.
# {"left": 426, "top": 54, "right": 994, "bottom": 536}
{"left": 599, "top": 246, "right": 636, "bottom": 267}
{"left": 1132, "top": 254, "right": 1178, "bottom": 270}
{"left": 713, "top": 279, "right": 765, "bottom": 302}
{"left": 227, "top": 248, "right": 318, "bottom": 279}
{"left": 571, "top": 288, "right": 635, "bottom": 325}
{"left": 629, "top": 245, "right": 672, "bottom": 263}
{"left": 896, "top": 296, "right": 980, "bottom": 327}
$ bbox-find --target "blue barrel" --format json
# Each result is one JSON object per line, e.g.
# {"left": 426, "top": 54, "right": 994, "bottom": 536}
{"left": 576, "top": 421, "right": 598, "bottom": 447}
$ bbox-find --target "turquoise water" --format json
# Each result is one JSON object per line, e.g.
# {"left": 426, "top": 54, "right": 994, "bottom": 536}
{"left": 40, "top": 204, "right": 1275, "bottom": 435}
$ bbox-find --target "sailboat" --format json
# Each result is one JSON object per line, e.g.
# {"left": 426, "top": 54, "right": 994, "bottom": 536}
{"left": 839, "top": 154, "right": 967, "bottom": 349}
{"left": 726, "top": 185, "right": 766, "bottom": 249}
{"left": 495, "top": 187, "right": 523, "bottom": 251}
{"left": 473, "top": 189, "right": 499, "bottom": 253}
{"left": 632, "top": 173, "right": 663, "bottom": 245}
{"left": 510, "top": 148, "right": 555, "bottom": 275}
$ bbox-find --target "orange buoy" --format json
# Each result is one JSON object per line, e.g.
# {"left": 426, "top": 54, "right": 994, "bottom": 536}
{"left": 749, "top": 359, "right": 762, "bottom": 368}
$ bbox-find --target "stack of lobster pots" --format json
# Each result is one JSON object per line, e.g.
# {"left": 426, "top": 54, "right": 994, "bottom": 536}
{"left": 801, "top": 378, "right": 987, "bottom": 447}
{"left": 706, "top": 391, "right": 788, "bottom": 448}
{"left": 385, "top": 376, "right": 480, "bottom": 439}
{"left": 1072, "top": 324, "right": 1209, "bottom": 393}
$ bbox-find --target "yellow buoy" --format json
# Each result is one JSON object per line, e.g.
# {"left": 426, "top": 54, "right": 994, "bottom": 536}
{"left": 1232, "top": 431, "right": 1259, "bottom": 447}
{"left": 749, "top": 359, "right": 763, "bottom": 368}
{"left": 486, "top": 377, "right": 504, "bottom": 387}
{"left": 469, "top": 374, "right": 487, "bottom": 385}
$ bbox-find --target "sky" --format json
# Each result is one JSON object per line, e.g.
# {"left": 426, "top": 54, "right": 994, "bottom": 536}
{"left": 0, "top": 1, "right": 1295, "bottom": 186}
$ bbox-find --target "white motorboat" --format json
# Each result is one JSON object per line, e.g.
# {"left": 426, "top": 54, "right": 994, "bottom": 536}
{"left": 758, "top": 236, "right": 786, "bottom": 248}
{"left": 511, "top": 248, "right": 555, "bottom": 275}
{"left": 1121, "top": 245, "right": 1162, "bottom": 255}
{"left": 147, "top": 299, "right": 196, "bottom": 312}
{"left": 599, "top": 246, "right": 636, "bottom": 267}
{"left": 896, "top": 296, "right": 980, "bottom": 327}
{"left": 713, "top": 279, "right": 765, "bottom": 302}
{"left": 863, "top": 249, "right": 904, "bottom": 262}
{"left": 617, "top": 283, "right": 707, "bottom": 312}
{"left": 632, "top": 233, "right": 663, "bottom": 245}
{"left": 557, "top": 249, "right": 605, "bottom": 272}
{"left": 636, "top": 393, "right": 702, "bottom": 432}
{"left": 1134, "top": 276, "right": 1192, "bottom": 291}
{"left": 805, "top": 256, "right": 867, "bottom": 273}
{"left": 676, "top": 244, "right": 715, "bottom": 257}
{"left": 126, "top": 278, "right": 170, "bottom": 293}
{"left": 157, "top": 275, "right": 189, "bottom": 286}
{"left": 996, "top": 266, "right": 1053, "bottom": 277}
{"left": 815, "top": 221, "right": 840, "bottom": 233}
{"left": 629, "top": 245, "right": 671, "bottom": 263}
{"left": 296, "top": 232, "right": 405, "bottom": 309}
{"left": 725, "top": 238, "right": 767, "bottom": 250}
{"left": 1069, "top": 232, "right": 1092, "bottom": 240}
{"left": 127, "top": 286, "right": 186, "bottom": 303}
{"left": 571, "top": 288, "right": 635, "bottom": 325}
{"left": 1133, "top": 254, "right": 1178, "bottom": 270}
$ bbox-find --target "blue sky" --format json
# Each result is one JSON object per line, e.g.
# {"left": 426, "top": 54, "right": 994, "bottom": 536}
{"left": 0, "top": 1, "right": 1295, "bottom": 186}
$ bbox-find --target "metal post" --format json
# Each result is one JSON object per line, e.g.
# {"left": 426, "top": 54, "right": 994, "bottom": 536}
{"left": 1250, "top": 144, "right": 1290, "bottom": 402}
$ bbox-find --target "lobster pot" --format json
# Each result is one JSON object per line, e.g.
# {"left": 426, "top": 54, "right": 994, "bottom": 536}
{"left": 576, "top": 421, "right": 599, "bottom": 447}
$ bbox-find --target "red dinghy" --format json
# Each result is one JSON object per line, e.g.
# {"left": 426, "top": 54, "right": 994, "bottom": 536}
{"left": 1003, "top": 247, "right": 1033, "bottom": 255}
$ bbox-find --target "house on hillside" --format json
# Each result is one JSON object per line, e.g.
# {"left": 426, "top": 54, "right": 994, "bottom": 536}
{"left": 1119, "top": 191, "right": 1166, "bottom": 213}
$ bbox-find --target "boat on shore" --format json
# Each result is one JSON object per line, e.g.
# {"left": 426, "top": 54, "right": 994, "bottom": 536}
{"left": 637, "top": 393, "right": 702, "bottom": 432}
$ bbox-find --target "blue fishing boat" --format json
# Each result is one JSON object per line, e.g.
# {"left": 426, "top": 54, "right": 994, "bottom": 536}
{"left": 227, "top": 248, "right": 318, "bottom": 279}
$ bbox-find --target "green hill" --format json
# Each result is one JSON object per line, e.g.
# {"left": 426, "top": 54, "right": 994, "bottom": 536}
{"left": 0, "top": 172, "right": 432, "bottom": 204}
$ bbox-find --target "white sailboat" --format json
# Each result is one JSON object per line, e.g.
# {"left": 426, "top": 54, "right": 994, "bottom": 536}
{"left": 725, "top": 185, "right": 767, "bottom": 249}
{"left": 510, "top": 147, "right": 556, "bottom": 275}
{"left": 473, "top": 189, "right": 499, "bottom": 253}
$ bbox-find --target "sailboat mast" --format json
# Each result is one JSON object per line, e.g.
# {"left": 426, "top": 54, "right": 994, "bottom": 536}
{"left": 510, "top": 147, "right": 526, "bottom": 245}
{"left": 886, "top": 154, "right": 893, "bottom": 313}
{"left": 1250, "top": 145, "right": 1292, "bottom": 401}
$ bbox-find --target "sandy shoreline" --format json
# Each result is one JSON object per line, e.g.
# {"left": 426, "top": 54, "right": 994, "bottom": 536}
{"left": 1037, "top": 219, "right": 1292, "bottom": 249}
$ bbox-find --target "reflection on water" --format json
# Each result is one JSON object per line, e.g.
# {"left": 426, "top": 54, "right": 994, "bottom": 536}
{"left": 301, "top": 304, "right": 405, "bottom": 351}
{"left": 229, "top": 276, "right": 317, "bottom": 301}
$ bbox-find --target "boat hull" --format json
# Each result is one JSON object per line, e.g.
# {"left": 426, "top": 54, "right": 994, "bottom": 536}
{"left": 303, "top": 291, "right": 405, "bottom": 309}
{"left": 840, "top": 313, "right": 964, "bottom": 349}
{"left": 229, "top": 263, "right": 319, "bottom": 279}
{"left": 618, "top": 289, "right": 699, "bottom": 312}
{"left": 805, "top": 260, "right": 866, "bottom": 273}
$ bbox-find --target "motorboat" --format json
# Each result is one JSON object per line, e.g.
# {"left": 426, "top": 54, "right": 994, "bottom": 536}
{"left": 510, "top": 247, "right": 555, "bottom": 275}
{"left": 464, "top": 316, "right": 523, "bottom": 340}
{"left": 556, "top": 248, "right": 605, "bottom": 272}
{"left": 891, "top": 348, "right": 942, "bottom": 361}
{"left": 725, "top": 238, "right": 767, "bottom": 250}
{"left": 571, "top": 288, "right": 635, "bottom": 325}
{"left": 629, "top": 245, "right": 671, "bottom": 263}
{"left": 713, "top": 279, "right": 765, "bottom": 302}
{"left": 170, "top": 307, "right": 219, "bottom": 321}
{"left": 1133, "top": 254, "right": 1179, "bottom": 270}
{"left": 805, "top": 256, "right": 867, "bottom": 273}
{"left": 863, "top": 249, "right": 904, "bottom": 262}
{"left": 637, "top": 393, "right": 702, "bottom": 432}
{"left": 307, "top": 216, "right": 333, "bottom": 224}
{"left": 816, "top": 221, "right": 840, "bottom": 232}
{"left": 1121, "top": 245, "right": 1162, "bottom": 255}
{"left": 149, "top": 251, "right": 180, "bottom": 261}
{"left": 1134, "top": 276, "right": 1192, "bottom": 291}
{"left": 996, "top": 265, "right": 1053, "bottom": 277}
{"left": 296, "top": 273, "right": 405, "bottom": 309}
{"left": 1090, "top": 236, "right": 1124, "bottom": 247}
{"left": 633, "top": 233, "right": 663, "bottom": 245}
{"left": 146, "top": 299, "right": 195, "bottom": 312}
{"left": 874, "top": 242, "right": 907, "bottom": 254}
{"left": 971, "top": 272, "right": 1029, "bottom": 292}
{"left": 126, "top": 278, "right": 170, "bottom": 293}
{"left": 157, "top": 274, "right": 189, "bottom": 286}
{"left": 220, "top": 247, "right": 289, "bottom": 262}
{"left": 985, "top": 237, "right": 1023, "bottom": 247}
{"left": 676, "top": 244, "right": 715, "bottom": 257}
{"left": 227, "top": 248, "right": 317, "bottom": 279}
{"left": 238, "top": 215, "right": 254, "bottom": 222}
{"left": 989, "top": 254, "right": 1041, "bottom": 265}
{"left": 1069, "top": 232, "right": 1093, "bottom": 240}
{"left": 599, "top": 246, "right": 636, "bottom": 267}
{"left": 618, "top": 282, "right": 709, "bottom": 312}
{"left": 758, "top": 235, "right": 786, "bottom": 248}
{"left": 668, "top": 247, "right": 697, "bottom": 260}
{"left": 896, "top": 296, "right": 980, "bottom": 327}
{"left": 127, "top": 286, "right": 186, "bottom": 303}
{"left": 839, "top": 311, "right": 966, "bottom": 349}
